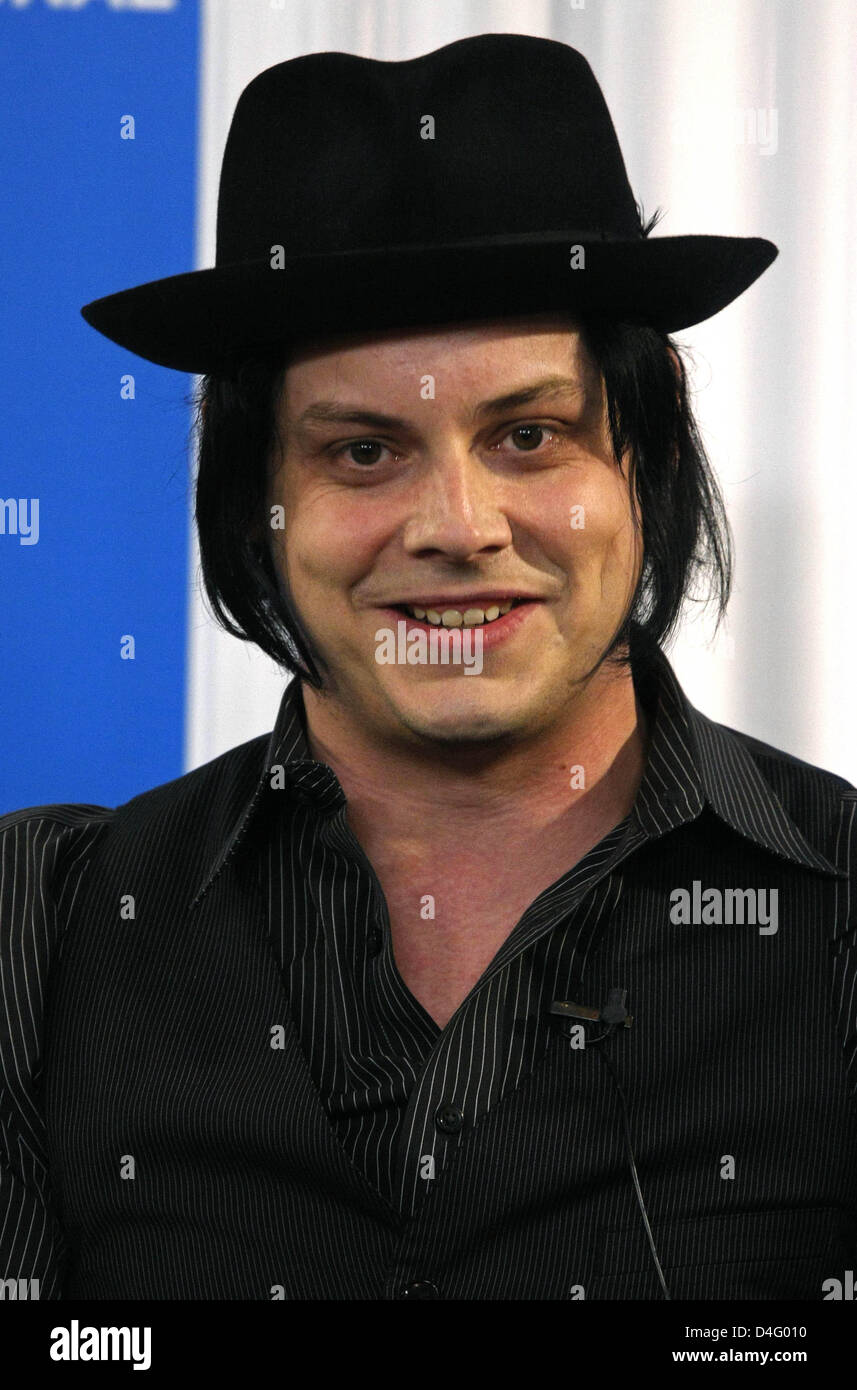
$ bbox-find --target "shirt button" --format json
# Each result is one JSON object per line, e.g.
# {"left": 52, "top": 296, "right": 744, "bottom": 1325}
{"left": 366, "top": 927, "right": 383, "bottom": 956}
{"left": 435, "top": 1102, "right": 464, "bottom": 1134}
{"left": 399, "top": 1281, "right": 439, "bottom": 1299}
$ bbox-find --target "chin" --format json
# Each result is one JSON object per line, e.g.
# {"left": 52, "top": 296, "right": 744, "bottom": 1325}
{"left": 385, "top": 681, "right": 537, "bottom": 746}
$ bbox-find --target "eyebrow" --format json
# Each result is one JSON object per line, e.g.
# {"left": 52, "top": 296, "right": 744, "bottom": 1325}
{"left": 294, "top": 374, "right": 587, "bottom": 432}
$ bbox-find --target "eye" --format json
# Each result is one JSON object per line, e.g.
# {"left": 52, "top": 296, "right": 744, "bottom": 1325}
{"left": 497, "top": 423, "right": 565, "bottom": 454}
{"left": 505, "top": 423, "right": 549, "bottom": 452}
{"left": 337, "top": 439, "right": 394, "bottom": 467}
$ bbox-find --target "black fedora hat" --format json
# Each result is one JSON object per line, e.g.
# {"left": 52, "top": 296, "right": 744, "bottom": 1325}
{"left": 80, "top": 32, "right": 778, "bottom": 375}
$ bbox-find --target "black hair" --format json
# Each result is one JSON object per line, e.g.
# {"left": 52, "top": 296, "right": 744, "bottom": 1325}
{"left": 190, "top": 316, "right": 732, "bottom": 690}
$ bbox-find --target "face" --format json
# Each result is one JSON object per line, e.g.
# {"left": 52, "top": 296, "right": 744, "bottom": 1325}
{"left": 266, "top": 314, "right": 643, "bottom": 751}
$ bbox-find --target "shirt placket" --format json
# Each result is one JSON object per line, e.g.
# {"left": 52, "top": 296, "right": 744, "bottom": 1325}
{"left": 389, "top": 815, "right": 657, "bottom": 1218}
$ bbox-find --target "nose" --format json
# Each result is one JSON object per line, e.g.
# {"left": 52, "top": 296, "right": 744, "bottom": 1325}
{"left": 401, "top": 443, "right": 513, "bottom": 560}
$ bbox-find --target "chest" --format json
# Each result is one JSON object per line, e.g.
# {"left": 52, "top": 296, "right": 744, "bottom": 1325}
{"left": 369, "top": 823, "right": 623, "bottom": 1027}
{"left": 380, "top": 875, "right": 543, "bottom": 1028}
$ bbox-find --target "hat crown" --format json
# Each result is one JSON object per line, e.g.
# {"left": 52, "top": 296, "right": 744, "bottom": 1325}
{"left": 215, "top": 33, "right": 643, "bottom": 265}
{"left": 80, "top": 32, "right": 778, "bottom": 373}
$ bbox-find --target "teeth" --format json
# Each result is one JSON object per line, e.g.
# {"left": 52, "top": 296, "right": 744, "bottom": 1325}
{"left": 403, "top": 600, "right": 517, "bottom": 626}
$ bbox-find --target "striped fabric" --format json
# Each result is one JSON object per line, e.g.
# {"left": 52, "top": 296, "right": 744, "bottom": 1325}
{"left": 2, "top": 638, "right": 857, "bottom": 1299}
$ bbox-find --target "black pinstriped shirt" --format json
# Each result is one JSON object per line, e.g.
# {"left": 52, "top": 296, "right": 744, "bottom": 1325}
{"left": 3, "top": 634, "right": 857, "bottom": 1299}
{"left": 236, "top": 641, "right": 857, "bottom": 1215}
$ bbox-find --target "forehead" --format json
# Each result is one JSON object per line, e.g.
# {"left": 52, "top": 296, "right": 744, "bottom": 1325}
{"left": 278, "top": 313, "right": 594, "bottom": 404}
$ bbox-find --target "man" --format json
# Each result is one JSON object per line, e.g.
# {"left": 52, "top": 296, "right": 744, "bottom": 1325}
{"left": 2, "top": 34, "right": 856, "bottom": 1301}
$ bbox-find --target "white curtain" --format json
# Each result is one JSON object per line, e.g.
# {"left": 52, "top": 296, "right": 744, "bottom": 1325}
{"left": 185, "top": 0, "right": 857, "bottom": 784}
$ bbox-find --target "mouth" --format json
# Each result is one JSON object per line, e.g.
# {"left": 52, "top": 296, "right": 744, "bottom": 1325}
{"left": 386, "top": 597, "right": 533, "bottom": 628}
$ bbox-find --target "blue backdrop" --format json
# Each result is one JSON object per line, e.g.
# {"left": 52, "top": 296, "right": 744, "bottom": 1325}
{"left": 0, "top": 0, "right": 199, "bottom": 811}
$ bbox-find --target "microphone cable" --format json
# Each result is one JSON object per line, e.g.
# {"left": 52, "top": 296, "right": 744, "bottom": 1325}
{"left": 551, "top": 987, "right": 673, "bottom": 1300}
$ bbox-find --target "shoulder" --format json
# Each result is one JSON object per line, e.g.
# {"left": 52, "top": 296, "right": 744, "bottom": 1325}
{"left": 727, "top": 722, "right": 855, "bottom": 798}
{"left": 745, "top": 724, "right": 857, "bottom": 853}
{"left": 0, "top": 730, "right": 271, "bottom": 895}
{"left": 696, "top": 710, "right": 857, "bottom": 870}
{"left": 0, "top": 801, "right": 115, "bottom": 898}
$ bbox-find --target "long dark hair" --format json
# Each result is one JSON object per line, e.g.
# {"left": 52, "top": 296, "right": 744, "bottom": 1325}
{"left": 190, "top": 320, "right": 732, "bottom": 690}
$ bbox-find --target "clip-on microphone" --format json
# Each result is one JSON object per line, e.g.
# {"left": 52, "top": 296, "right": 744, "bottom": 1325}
{"left": 549, "top": 987, "right": 632, "bottom": 1044}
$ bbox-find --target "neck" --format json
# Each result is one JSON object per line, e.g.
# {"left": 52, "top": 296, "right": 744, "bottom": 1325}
{"left": 299, "top": 663, "right": 651, "bottom": 866}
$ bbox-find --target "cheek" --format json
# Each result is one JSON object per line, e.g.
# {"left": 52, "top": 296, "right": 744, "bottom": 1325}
{"left": 275, "top": 484, "right": 390, "bottom": 598}
{"left": 531, "top": 468, "right": 638, "bottom": 572}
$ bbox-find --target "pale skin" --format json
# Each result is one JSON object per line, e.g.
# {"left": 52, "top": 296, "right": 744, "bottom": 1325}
{"left": 266, "top": 313, "right": 650, "bottom": 1028}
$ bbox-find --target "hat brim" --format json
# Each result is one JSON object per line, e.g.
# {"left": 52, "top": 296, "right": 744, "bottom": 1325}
{"left": 80, "top": 233, "right": 777, "bottom": 374}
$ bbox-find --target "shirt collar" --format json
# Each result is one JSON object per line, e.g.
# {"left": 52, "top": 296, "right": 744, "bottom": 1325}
{"left": 188, "top": 678, "right": 339, "bottom": 909}
{"left": 188, "top": 643, "right": 840, "bottom": 908}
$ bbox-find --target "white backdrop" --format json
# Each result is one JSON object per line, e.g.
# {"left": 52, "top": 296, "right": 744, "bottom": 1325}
{"left": 185, "top": 0, "right": 857, "bottom": 784}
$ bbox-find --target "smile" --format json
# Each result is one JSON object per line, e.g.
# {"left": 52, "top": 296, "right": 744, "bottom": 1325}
{"left": 378, "top": 598, "right": 542, "bottom": 651}
{"left": 399, "top": 600, "right": 521, "bottom": 628}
